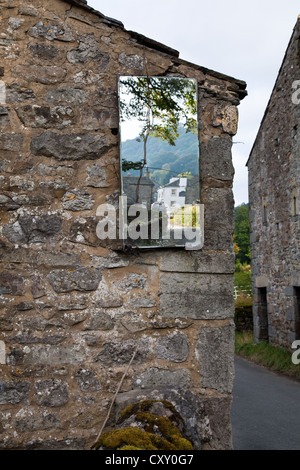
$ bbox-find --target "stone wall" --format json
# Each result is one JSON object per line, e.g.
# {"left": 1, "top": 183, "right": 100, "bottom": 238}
{"left": 248, "top": 17, "right": 300, "bottom": 348}
{"left": 0, "top": 0, "right": 246, "bottom": 450}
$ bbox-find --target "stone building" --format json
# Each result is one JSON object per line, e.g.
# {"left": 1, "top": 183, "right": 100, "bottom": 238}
{"left": 247, "top": 17, "right": 300, "bottom": 349}
{"left": 0, "top": 0, "right": 246, "bottom": 450}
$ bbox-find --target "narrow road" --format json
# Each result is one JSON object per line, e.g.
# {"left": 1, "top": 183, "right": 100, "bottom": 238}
{"left": 231, "top": 356, "right": 300, "bottom": 450}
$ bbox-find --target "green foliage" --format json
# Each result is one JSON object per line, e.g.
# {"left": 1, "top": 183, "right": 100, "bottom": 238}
{"left": 234, "top": 203, "right": 251, "bottom": 265}
{"left": 121, "top": 127, "right": 199, "bottom": 179}
{"left": 235, "top": 332, "right": 300, "bottom": 381}
{"left": 119, "top": 77, "right": 197, "bottom": 180}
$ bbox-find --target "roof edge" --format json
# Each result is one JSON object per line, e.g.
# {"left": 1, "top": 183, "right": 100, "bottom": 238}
{"left": 63, "top": 0, "right": 247, "bottom": 95}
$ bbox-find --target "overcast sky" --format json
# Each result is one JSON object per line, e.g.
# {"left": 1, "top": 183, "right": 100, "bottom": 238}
{"left": 88, "top": 0, "right": 300, "bottom": 206}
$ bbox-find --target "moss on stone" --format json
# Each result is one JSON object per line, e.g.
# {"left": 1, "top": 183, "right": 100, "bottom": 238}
{"left": 95, "top": 399, "right": 194, "bottom": 451}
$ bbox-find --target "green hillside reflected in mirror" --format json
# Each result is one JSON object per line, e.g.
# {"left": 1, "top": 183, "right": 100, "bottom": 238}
{"left": 118, "top": 76, "right": 202, "bottom": 249}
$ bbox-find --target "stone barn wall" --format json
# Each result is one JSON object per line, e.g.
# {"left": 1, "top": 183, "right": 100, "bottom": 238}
{"left": 0, "top": 0, "right": 246, "bottom": 450}
{"left": 248, "top": 17, "right": 300, "bottom": 349}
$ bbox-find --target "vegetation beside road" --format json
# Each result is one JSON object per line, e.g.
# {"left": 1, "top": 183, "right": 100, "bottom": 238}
{"left": 235, "top": 331, "right": 300, "bottom": 382}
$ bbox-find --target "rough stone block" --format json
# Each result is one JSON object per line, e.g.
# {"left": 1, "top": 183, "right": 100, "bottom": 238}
{"left": 12, "top": 65, "right": 67, "bottom": 85}
{"left": 160, "top": 272, "right": 234, "bottom": 319}
{"left": 45, "top": 87, "right": 90, "bottom": 105}
{"left": 0, "top": 133, "right": 23, "bottom": 151}
{"left": 94, "top": 338, "right": 149, "bottom": 366}
{"left": 200, "top": 137, "right": 234, "bottom": 181}
{"left": 155, "top": 332, "right": 189, "bottom": 362}
{"left": 196, "top": 324, "right": 235, "bottom": 393}
{"left": 201, "top": 187, "right": 234, "bottom": 250}
{"left": 35, "top": 379, "right": 69, "bottom": 407}
{"left": 0, "top": 272, "right": 25, "bottom": 295}
{"left": 30, "top": 21, "right": 74, "bottom": 42}
{"left": 133, "top": 368, "right": 191, "bottom": 389}
{"left": 16, "top": 105, "right": 74, "bottom": 129}
{"left": 47, "top": 267, "right": 102, "bottom": 293}
{"left": 160, "top": 250, "right": 235, "bottom": 274}
{"left": 67, "top": 34, "right": 109, "bottom": 69}
{"left": 0, "top": 381, "right": 31, "bottom": 405}
{"left": 62, "top": 189, "right": 94, "bottom": 211}
{"left": 31, "top": 132, "right": 110, "bottom": 161}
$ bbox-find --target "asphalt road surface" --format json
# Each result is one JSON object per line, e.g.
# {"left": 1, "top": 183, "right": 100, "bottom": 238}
{"left": 231, "top": 356, "right": 300, "bottom": 450}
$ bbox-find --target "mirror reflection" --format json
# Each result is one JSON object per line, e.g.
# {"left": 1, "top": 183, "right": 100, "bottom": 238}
{"left": 118, "top": 76, "right": 202, "bottom": 249}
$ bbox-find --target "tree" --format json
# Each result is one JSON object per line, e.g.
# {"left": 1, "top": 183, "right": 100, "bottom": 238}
{"left": 234, "top": 203, "right": 251, "bottom": 265}
{"left": 119, "top": 76, "right": 197, "bottom": 202}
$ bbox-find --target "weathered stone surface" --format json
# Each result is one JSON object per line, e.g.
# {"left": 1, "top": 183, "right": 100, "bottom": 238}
{"left": 18, "top": 5, "right": 39, "bottom": 16}
{"left": 0, "top": 133, "right": 23, "bottom": 151}
{"left": 12, "top": 65, "right": 67, "bottom": 84}
{"left": 6, "top": 83, "right": 36, "bottom": 102}
{"left": 69, "top": 217, "right": 100, "bottom": 246}
{"left": 86, "top": 164, "right": 107, "bottom": 188}
{"left": 0, "top": 272, "right": 24, "bottom": 295}
{"left": 133, "top": 367, "right": 191, "bottom": 389}
{"left": 35, "top": 379, "right": 69, "bottom": 407}
{"left": 0, "top": 106, "right": 9, "bottom": 128}
{"left": 199, "top": 137, "right": 234, "bottom": 181}
{"left": 28, "top": 42, "right": 60, "bottom": 60}
{"left": 130, "top": 297, "right": 156, "bottom": 308}
{"left": 67, "top": 34, "right": 109, "bottom": 69}
{"left": 3, "top": 214, "right": 62, "bottom": 244}
{"left": 160, "top": 272, "right": 234, "bottom": 319}
{"left": 196, "top": 324, "right": 235, "bottom": 393}
{"left": 15, "top": 302, "right": 34, "bottom": 311}
{"left": 9, "top": 335, "right": 66, "bottom": 345}
{"left": 44, "top": 87, "right": 90, "bottom": 104}
{"left": 61, "top": 189, "right": 94, "bottom": 211}
{"left": 155, "top": 332, "right": 189, "bottom": 362}
{"left": 212, "top": 104, "right": 238, "bottom": 135}
{"left": 47, "top": 267, "right": 102, "bottom": 293}
{"left": 118, "top": 52, "right": 144, "bottom": 70}
{"left": 160, "top": 250, "right": 235, "bottom": 274}
{"left": 96, "top": 297, "right": 123, "bottom": 308}
{"left": 75, "top": 368, "right": 101, "bottom": 392}
{"left": 8, "top": 17, "right": 24, "bottom": 30}
{"left": 94, "top": 339, "right": 148, "bottom": 366}
{"left": 79, "top": 108, "right": 119, "bottom": 131}
{"left": 84, "top": 311, "right": 114, "bottom": 331}
{"left": 16, "top": 105, "right": 74, "bottom": 128}
{"left": 0, "top": 381, "right": 30, "bottom": 405}
{"left": 14, "top": 411, "right": 60, "bottom": 432}
{"left": 201, "top": 188, "right": 234, "bottom": 250}
{"left": 31, "top": 132, "right": 110, "bottom": 161}
{"left": 31, "top": 21, "right": 74, "bottom": 42}
{"left": 24, "top": 345, "right": 87, "bottom": 366}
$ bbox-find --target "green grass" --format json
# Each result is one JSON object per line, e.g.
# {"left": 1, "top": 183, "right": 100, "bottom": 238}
{"left": 235, "top": 331, "right": 300, "bottom": 382}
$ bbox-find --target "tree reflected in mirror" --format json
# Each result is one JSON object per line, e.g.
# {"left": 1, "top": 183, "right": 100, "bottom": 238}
{"left": 118, "top": 76, "right": 202, "bottom": 249}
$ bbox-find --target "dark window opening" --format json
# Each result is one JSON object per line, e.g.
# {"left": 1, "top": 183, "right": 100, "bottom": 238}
{"left": 294, "top": 287, "right": 300, "bottom": 340}
{"left": 257, "top": 287, "right": 269, "bottom": 341}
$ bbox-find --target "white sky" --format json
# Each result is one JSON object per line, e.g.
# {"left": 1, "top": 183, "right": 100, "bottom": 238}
{"left": 88, "top": 0, "right": 300, "bottom": 206}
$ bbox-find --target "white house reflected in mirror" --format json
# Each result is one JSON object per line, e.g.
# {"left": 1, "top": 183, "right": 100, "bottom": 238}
{"left": 118, "top": 76, "right": 203, "bottom": 249}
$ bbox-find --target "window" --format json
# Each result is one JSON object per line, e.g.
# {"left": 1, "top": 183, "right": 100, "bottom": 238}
{"left": 171, "top": 189, "right": 176, "bottom": 196}
{"left": 257, "top": 287, "right": 269, "bottom": 341}
{"left": 294, "top": 287, "right": 300, "bottom": 340}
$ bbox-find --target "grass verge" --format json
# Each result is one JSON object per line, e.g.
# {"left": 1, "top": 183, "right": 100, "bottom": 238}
{"left": 235, "top": 331, "right": 300, "bottom": 382}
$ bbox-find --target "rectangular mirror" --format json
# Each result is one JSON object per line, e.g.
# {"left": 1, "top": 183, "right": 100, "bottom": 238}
{"left": 118, "top": 76, "right": 203, "bottom": 250}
